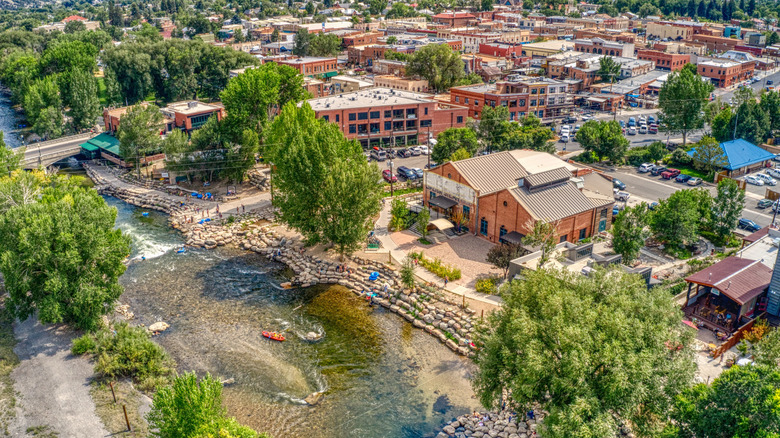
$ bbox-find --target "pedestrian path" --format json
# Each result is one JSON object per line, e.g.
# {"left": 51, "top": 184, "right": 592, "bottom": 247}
{"left": 374, "top": 202, "right": 503, "bottom": 309}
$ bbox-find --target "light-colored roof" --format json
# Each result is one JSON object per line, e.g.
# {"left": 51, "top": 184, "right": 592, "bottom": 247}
{"left": 509, "top": 182, "right": 598, "bottom": 222}
{"left": 162, "top": 101, "right": 224, "bottom": 116}
{"left": 305, "top": 87, "right": 435, "bottom": 111}
{"left": 525, "top": 167, "right": 572, "bottom": 188}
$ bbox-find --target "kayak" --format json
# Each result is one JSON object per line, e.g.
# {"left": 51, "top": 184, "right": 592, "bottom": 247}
{"left": 262, "top": 331, "right": 285, "bottom": 342}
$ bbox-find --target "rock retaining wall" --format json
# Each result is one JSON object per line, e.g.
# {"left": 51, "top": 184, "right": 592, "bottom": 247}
{"left": 247, "top": 168, "right": 270, "bottom": 191}
{"left": 438, "top": 410, "right": 545, "bottom": 438}
{"left": 85, "top": 164, "right": 188, "bottom": 215}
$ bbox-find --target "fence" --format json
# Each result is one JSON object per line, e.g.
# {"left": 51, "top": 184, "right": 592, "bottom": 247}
{"left": 712, "top": 313, "right": 765, "bottom": 359}
{"left": 766, "top": 188, "right": 780, "bottom": 201}
{"left": 714, "top": 171, "right": 746, "bottom": 189}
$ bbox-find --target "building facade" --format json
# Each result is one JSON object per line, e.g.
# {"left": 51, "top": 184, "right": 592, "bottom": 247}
{"left": 277, "top": 57, "right": 338, "bottom": 77}
{"left": 637, "top": 50, "right": 691, "bottom": 71}
{"left": 450, "top": 77, "right": 573, "bottom": 120}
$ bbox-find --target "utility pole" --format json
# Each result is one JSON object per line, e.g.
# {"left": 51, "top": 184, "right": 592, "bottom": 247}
{"left": 389, "top": 160, "right": 394, "bottom": 197}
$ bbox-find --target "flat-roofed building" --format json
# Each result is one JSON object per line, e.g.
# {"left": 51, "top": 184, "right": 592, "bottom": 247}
{"left": 574, "top": 38, "right": 635, "bottom": 57}
{"left": 450, "top": 77, "right": 573, "bottom": 121}
{"left": 637, "top": 50, "right": 691, "bottom": 71}
{"left": 277, "top": 57, "right": 339, "bottom": 78}
{"left": 304, "top": 88, "right": 468, "bottom": 148}
{"left": 373, "top": 75, "right": 429, "bottom": 93}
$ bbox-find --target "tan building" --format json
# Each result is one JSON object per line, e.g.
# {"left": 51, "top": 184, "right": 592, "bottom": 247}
{"left": 647, "top": 22, "right": 693, "bottom": 41}
{"left": 373, "top": 75, "right": 429, "bottom": 93}
{"left": 330, "top": 75, "right": 373, "bottom": 94}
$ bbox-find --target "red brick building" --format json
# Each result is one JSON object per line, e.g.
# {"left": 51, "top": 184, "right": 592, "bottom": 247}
{"left": 103, "top": 101, "right": 225, "bottom": 134}
{"left": 348, "top": 45, "right": 415, "bottom": 65}
{"left": 691, "top": 34, "right": 741, "bottom": 52}
{"left": 450, "top": 78, "right": 573, "bottom": 121}
{"left": 423, "top": 150, "right": 613, "bottom": 243}
{"left": 305, "top": 88, "right": 468, "bottom": 148}
{"left": 637, "top": 50, "right": 691, "bottom": 71}
{"left": 277, "top": 57, "right": 338, "bottom": 77}
{"left": 698, "top": 58, "right": 756, "bottom": 87}
{"left": 431, "top": 12, "right": 476, "bottom": 27}
{"left": 478, "top": 42, "right": 525, "bottom": 59}
{"left": 342, "top": 32, "right": 382, "bottom": 48}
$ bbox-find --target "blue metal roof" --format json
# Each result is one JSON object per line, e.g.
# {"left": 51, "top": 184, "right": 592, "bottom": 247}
{"left": 687, "top": 139, "right": 774, "bottom": 171}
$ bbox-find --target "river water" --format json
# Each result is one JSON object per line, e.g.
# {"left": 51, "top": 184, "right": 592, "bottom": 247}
{"left": 109, "top": 197, "right": 480, "bottom": 438}
{"left": 0, "top": 92, "right": 22, "bottom": 149}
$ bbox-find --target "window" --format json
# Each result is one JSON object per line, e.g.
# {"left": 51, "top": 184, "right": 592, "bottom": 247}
{"left": 519, "top": 99, "right": 526, "bottom": 107}
{"left": 579, "top": 228, "right": 587, "bottom": 240}
{"left": 358, "top": 112, "right": 368, "bottom": 120}
{"left": 370, "top": 111, "right": 380, "bottom": 119}
{"left": 349, "top": 113, "right": 356, "bottom": 121}
{"left": 424, "top": 107, "right": 428, "bottom": 115}
{"left": 600, "top": 208, "right": 608, "bottom": 218}
{"left": 539, "top": 88, "right": 545, "bottom": 94}
{"left": 531, "top": 89, "right": 537, "bottom": 95}
{"left": 559, "top": 235, "right": 567, "bottom": 243}
{"left": 539, "top": 99, "right": 545, "bottom": 106}
{"left": 455, "top": 96, "right": 460, "bottom": 103}
{"left": 370, "top": 122, "right": 380, "bottom": 133}
{"left": 406, "top": 120, "right": 416, "bottom": 129}
{"left": 384, "top": 121, "right": 391, "bottom": 130}
{"left": 349, "top": 124, "right": 356, "bottom": 134}
{"left": 503, "top": 201, "right": 508, "bottom": 207}
{"left": 465, "top": 98, "right": 470, "bottom": 104}
{"left": 385, "top": 110, "right": 392, "bottom": 118}
{"left": 406, "top": 108, "right": 416, "bottom": 118}
{"left": 475, "top": 100, "right": 480, "bottom": 106}
{"left": 335, "top": 114, "right": 340, "bottom": 122}
{"left": 393, "top": 109, "right": 404, "bottom": 118}
{"left": 323, "top": 115, "right": 329, "bottom": 122}
{"left": 457, "top": 116, "right": 464, "bottom": 123}
{"left": 499, "top": 226, "right": 507, "bottom": 239}
{"left": 420, "top": 119, "right": 432, "bottom": 127}
{"left": 530, "top": 99, "right": 537, "bottom": 106}
{"left": 480, "top": 218, "right": 488, "bottom": 236}
{"left": 357, "top": 124, "right": 368, "bottom": 134}
{"left": 189, "top": 113, "right": 212, "bottom": 127}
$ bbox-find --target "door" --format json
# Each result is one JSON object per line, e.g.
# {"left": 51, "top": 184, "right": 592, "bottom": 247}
{"left": 598, "top": 219, "right": 606, "bottom": 232}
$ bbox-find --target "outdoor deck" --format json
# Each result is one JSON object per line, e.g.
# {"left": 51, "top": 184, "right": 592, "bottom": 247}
{"left": 682, "top": 295, "right": 744, "bottom": 336}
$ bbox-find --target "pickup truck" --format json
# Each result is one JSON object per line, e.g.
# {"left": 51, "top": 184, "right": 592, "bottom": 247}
{"left": 661, "top": 168, "right": 681, "bottom": 179}
{"left": 613, "top": 189, "right": 630, "bottom": 202}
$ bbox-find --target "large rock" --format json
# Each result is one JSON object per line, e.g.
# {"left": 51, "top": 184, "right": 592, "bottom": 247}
{"left": 149, "top": 322, "right": 170, "bottom": 333}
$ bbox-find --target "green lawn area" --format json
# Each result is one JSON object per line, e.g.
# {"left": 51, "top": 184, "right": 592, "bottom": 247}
{"left": 96, "top": 77, "right": 108, "bottom": 107}
{"left": 674, "top": 164, "right": 710, "bottom": 181}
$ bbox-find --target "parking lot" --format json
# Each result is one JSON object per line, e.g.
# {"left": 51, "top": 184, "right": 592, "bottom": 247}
{"left": 369, "top": 147, "right": 435, "bottom": 182}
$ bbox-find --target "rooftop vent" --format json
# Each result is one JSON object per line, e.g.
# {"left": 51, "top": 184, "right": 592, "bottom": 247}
{"left": 187, "top": 101, "right": 198, "bottom": 108}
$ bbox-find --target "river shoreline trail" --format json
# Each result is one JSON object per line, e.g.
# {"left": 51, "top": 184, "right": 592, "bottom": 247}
{"left": 8, "top": 318, "right": 109, "bottom": 438}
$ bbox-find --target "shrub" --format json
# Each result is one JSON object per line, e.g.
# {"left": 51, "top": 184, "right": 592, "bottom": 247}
{"left": 671, "top": 148, "right": 692, "bottom": 165}
{"left": 72, "top": 323, "right": 175, "bottom": 386}
{"left": 411, "top": 252, "right": 462, "bottom": 280}
{"left": 625, "top": 147, "right": 649, "bottom": 166}
{"left": 475, "top": 276, "right": 501, "bottom": 294}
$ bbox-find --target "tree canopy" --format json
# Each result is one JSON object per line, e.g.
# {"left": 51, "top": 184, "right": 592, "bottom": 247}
{"left": 709, "top": 178, "right": 745, "bottom": 246}
{"left": 658, "top": 67, "right": 714, "bottom": 145}
{"left": 433, "top": 127, "right": 479, "bottom": 163}
{"left": 406, "top": 44, "right": 465, "bottom": 93}
{"left": 650, "top": 189, "right": 711, "bottom": 248}
{"left": 473, "top": 268, "right": 696, "bottom": 438}
{"left": 575, "top": 120, "right": 629, "bottom": 163}
{"left": 611, "top": 203, "right": 649, "bottom": 264}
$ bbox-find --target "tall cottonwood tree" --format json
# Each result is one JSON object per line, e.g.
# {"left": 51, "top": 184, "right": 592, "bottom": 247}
{"left": 658, "top": 67, "right": 714, "bottom": 145}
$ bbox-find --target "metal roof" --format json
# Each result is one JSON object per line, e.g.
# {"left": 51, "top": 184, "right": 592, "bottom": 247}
{"left": 685, "top": 257, "right": 771, "bottom": 305}
{"left": 525, "top": 167, "right": 572, "bottom": 188}
{"left": 81, "top": 133, "right": 121, "bottom": 156}
{"left": 509, "top": 182, "right": 597, "bottom": 222}
{"left": 687, "top": 139, "right": 775, "bottom": 171}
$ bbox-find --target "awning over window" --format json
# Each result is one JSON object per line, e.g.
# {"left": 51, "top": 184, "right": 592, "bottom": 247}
{"left": 429, "top": 195, "right": 457, "bottom": 209}
{"left": 429, "top": 218, "right": 455, "bottom": 230}
{"left": 500, "top": 231, "right": 525, "bottom": 244}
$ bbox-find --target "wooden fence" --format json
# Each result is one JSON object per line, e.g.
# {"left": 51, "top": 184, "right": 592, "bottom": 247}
{"left": 714, "top": 171, "right": 747, "bottom": 190}
{"left": 712, "top": 313, "right": 765, "bottom": 359}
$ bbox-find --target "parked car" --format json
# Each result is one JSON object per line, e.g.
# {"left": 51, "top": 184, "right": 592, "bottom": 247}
{"left": 648, "top": 115, "right": 655, "bottom": 124}
{"left": 773, "top": 153, "right": 780, "bottom": 162}
{"left": 612, "top": 204, "right": 623, "bottom": 218}
{"left": 756, "top": 173, "right": 777, "bottom": 186}
{"left": 612, "top": 178, "right": 626, "bottom": 190}
{"left": 648, "top": 124, "right": 658, "bottom": 134}
{"left": 638, "top": 163, "right": 654, "bottom": 173}
{"left": 628, "top": 117, "right": 636, "bottom": 127}
{"left": 560, "top": 133, "right": 570, "bottom": 142}
{"left": 396, "top": 148, "right": 411, "bottom": 158}
{"left": 638, "top": 125, "right": 648, "bottom": 134}
{"left": 768, "top": 80, "right": 774, "bottom": 85}
{"left": 745, "top": 175, "right": 765, "bottom": 186}
{"left": 738, "top": 218, "right": 761, "bottom": 232}
{"left": 687, "top": 177, "right": 703, "bottom": 186}
{"left": 370, "top": 149, "right": 387, "bottom": 161}
{"left": 628, "top": 126, "right": 637, "bottom": 135}
{"left": 661, "top": 168, "right": 681, "bottom": 179}
{"left": 563, "top": 116, "right": 577, "bottom": 124}
{"left": 614, "top": 190, "right": 630, "bottom": 201}
{"left": 418, "top": 145, "right": 430, "bottom": 155}
{"left": 619, "top": 120, "right": 625, "bottom": 128}
{"left": 768, "top": 167, "right": 780, "bottom": 178}
{"left": 409, "top": 147, "right": 421, "bottom": 156}
{"left": 412, "top": 167, "right": 424, "bottom": 178}
{"left": 675, "top": 173, "right": 692, "bottom": 183}
{"left": 397, "top": 166, "right": 416, "bottom": 179}
{"left": 649, "top": 201, "right": 659, "bottom": 210}
{"left": 382, "top": 169, "right": 398, "bottom": 183}
{"left": 651, "top": 166, "right": 668, "bottom": 176}
{"left": 758, "top": 199, "right": 774, "bottom": 209}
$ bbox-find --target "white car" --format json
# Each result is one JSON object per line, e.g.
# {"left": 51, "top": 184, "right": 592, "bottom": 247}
{"left": 638, "top": 125, "right": 648, "bottom": 134}
{"left": 560, "top": 125, "right": 571, "bottom": 134}
{"left": 560, "top": 133, "right": 570, "bottom": 142}
{"left": 756, "top": 173, "right": 777, "bottom": 186}
{"left": 745, "top": 175, "right": 765, "bottom": 186}
{"left": 768, "top": 167, "right": 780, "bottom": 178}
{"left": 418, "top": 145, "right": 430, "bottom": 155}
{"left": 627, "top": 126, "right": 637, "bottom": 135}
{"left": 638, "top": 163, "right": 653, "bottom": 173}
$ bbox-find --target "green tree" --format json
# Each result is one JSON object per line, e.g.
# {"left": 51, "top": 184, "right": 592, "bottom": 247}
{"left": 650, "top": 189, "right": 711, "bottom": 248}
{"left": 390, "top": 198, "right": 409, "bottom": 231}
{"left": 710, "top": 107, "right": 734, "bottom": 142}
{"left": 64, "top": 20, "right": 87, "bottom": 34}
{"left": 117, "top": 104, "right": 164, "bottom": 178}
{"left": 521, "top": 220, "right": 557, "bottom": 265}
{"left": 162, "top": 129, "right": 192, "bottom": 180}
{"left": 147, "top": 372, "right": 265, "bottom": 438}
{"left": 575, "top": 120, "right": 629, "bottom": 163}
{"left": 39, "top": 39, "right": 98, "bottom": 76}
{"left": 265, "top": 103, "right": 381, "bottom": 258}
{"left": 23, "top": 76, "right": 61, "bottom": 128}
{"left": 504, "top": 115, "right": 555, "bottom": 153}
{"left": 477, "top": 105, "right": 514, "bottom": 151}
{"left": 417, "top": 207, "right": 430, "bottom": 240}
{"left": 406, "top": 44, "right": 465, "bottom": 93}
{"left": 0, "top": 177, "right": 131, "bottom": 331}
{"left": 734, "top": 100, "right": 771, "bottom": 145}
{"left": 760, "top": 90, "right": 780, "bottom": 136}
{"left": 658, "top": 66, "right": 714, "bottom": 145}
{"left": 293, "top": 28, "right": 311, "bottom": 56}
{"left": 473, "top": 268, "right": 695, "bottom": 438}
{"left": 433, "top": 127, "right": 479, "bottom": 163}
{"left": 597, "top": 56, "right": 621, "bottom": 85}
{"left": 385, "top": 2, "right": 417, "bottom": 18}
{"left": 400, "top": 257, "right": 416, "bottom": 290}
{"left": 386, "top": 35, "right": 397, "bottom": 45}
{"left": 638, "top": 3, "right": 661, "bottom": 16}
{"left": 0, "top": 133, "right": 23, "bottom": 175}
{"left": 68, "top": 68, "right": 101, "bottom": 131}
{"left": 753, "top": 328, "right": 780, "bottom": 367}
{"left": 271, "top": 28, "right": 280, "bottom": 42}
{"left": 646, "top": 141, "right": 667, "bottom": 163}
{"left": 369, "top": 0, "right": 388, "bottom": 15}
{"left": 450, "top": 147, "right": 472, "bottom": 161}
{"left": 691, "top": 136, "right": 727, "bottom": 177}
{"left": 669, "top": 365, "right": 780, "bottom": 438}
{"left": 310, "top": 33, "right": 342, "bottom": 56}
{"left": 455, "top": 72, "right": 484, "bottom": 86}
{"left": 709, "top": 178, "right": 745, "bottom": 246}
{"left": 32, "top": 106, "right": 64, "bottom": 140}
{"left": 486, "top": 243, "right": 524, "bottom": 278}
{"left": 220, "top": 62, "right": 307, "bottom": 136}
{"left": 480, "top": 0, "right": 494, "bottom": 11}
{"left": 768, "top": 31, "right": 780, "bottom": 45}
{"left": 611, "top": 203, "right": 649, "bottom": 264}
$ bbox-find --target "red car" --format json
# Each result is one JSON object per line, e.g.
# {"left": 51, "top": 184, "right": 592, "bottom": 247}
{"left": 382, "top": 169, "right": 398, "bottom": 183}
{"left": 661, "top": 168, "right": 681, "bottom": 179}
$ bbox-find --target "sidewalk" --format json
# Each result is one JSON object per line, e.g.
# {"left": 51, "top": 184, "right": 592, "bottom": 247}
{"left": 374, "top": 202, "right": 503, "bottom": 312}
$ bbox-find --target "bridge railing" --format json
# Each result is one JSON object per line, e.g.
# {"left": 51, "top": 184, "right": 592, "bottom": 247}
{"left": 24, "top": 132, "right": 95, "bottom": 150}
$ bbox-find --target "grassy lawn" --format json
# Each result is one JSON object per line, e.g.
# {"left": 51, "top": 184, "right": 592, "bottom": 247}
{"left": 90, "top": 380, "right": 148, "bottom": 437}
{"left": 96, "top": 77, "right": 108, "bottom": 107}
{"left": 673, "top": 164, "right": 710, "bottom": 181}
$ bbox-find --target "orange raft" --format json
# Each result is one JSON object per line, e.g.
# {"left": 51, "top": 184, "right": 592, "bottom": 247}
{"left": 262, "top": 331, "right": 286, "bottom": 342}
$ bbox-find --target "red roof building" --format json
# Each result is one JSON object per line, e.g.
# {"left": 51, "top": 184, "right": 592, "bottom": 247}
{"left": 432, "top": 12, "right": 476, "bottom": 27}
{"left": 63, "top": 15, "right": 88, "bottom": 22}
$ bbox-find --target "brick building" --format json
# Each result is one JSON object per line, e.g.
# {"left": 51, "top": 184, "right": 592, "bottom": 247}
{"left": 637, "top": 50, "right": 691, "bottom": 71}
{"left": 348, "top": 45, "right": 415, "bottom": 65}
{"left": 449, "top": 77, "right": 573, "bottom": 121}
{"left": 431, "top": 12, "right": 476, "bottom": 27}
{"left": 304, "top": 88, "right": 468, "bottom": 148}
{"left": 479, "top": 42, "right": 525, "bottom": 59}
{"left": 103, "top": 101, "right": 225, "bottom": 134}
{"left": 423, "top": 150, "right": 614, "bottom": 244}
{"left": 277, "top": 57, "right": 338, "bottom": 78}
{"left": 697, "top": 59, "right": 753, "bottom": 87}
{"left": 341, "top": 32, "right": 382, "bottom": 48}
{"left": 436, "top": 29, "right": 530, "bottom": 53}
{"left": 574, "top": 38, "right": 635, "bottom": 57}
{"left": 647, "top": 22, "right": 693, "bottom": 41}
{"left": 373, "top": 75, "right": 429, "bottom": 93}
{"left": 573, "top": 29, "right": 636, "bottom": 44}
{"left": 691, "top": 34, "right": 741, "bottom": 53}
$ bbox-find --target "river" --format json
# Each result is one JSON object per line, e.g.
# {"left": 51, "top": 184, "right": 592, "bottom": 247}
{"left": 0, "top": 91, "right": 22, "bottom": 149}
{"left": 109, "top": 197, "right": 480, "bottom": 438}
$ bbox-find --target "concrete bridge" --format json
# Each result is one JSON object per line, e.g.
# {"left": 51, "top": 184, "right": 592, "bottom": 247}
{"left": 21, "top": 133, "right": 97, "bottom": 169}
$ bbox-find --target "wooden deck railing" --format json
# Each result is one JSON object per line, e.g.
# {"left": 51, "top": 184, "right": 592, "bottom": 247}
{"left": 712, "top": 312, "right": 766, "bottom": 358}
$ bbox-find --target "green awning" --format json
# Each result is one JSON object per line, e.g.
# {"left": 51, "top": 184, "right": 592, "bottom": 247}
{"left": 81, "top": 133, "right": 121, "bottom": 156}
{"left": 322, "top": 71, "right": 338, "bottom": 78}
{"left": 80, "top": 143, "right": 99, "bottom": 152}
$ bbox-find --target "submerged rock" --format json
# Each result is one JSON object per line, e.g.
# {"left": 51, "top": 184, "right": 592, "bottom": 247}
{"left": 148, "top": 321, "right": 170, "bottom": 333}
{"left": 304, "top": 391, "right": 324, "bottom": 406}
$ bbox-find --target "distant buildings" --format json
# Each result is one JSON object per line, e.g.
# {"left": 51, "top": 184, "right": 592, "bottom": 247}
{"left": 450, "top": 77, "right": 574, "bottom": 120}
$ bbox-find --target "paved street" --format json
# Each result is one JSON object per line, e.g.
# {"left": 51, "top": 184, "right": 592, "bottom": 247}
{"left": 607, "top": 166, "right": 778, "bottom": 228}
